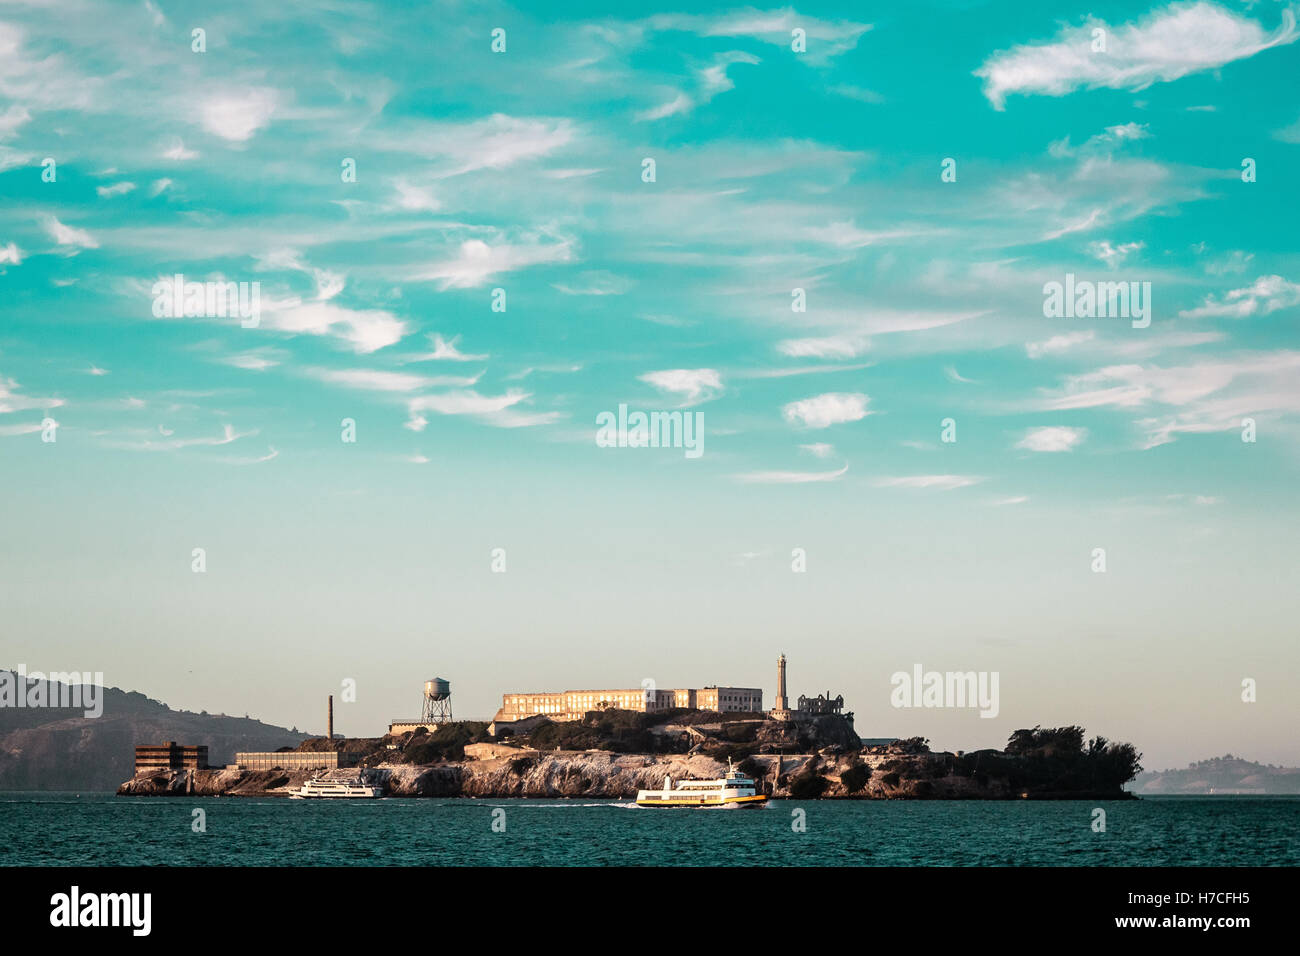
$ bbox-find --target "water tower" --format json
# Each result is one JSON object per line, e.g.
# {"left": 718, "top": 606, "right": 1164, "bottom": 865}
{"left": 421, "top": 678, "right": 452, "bottom": 723}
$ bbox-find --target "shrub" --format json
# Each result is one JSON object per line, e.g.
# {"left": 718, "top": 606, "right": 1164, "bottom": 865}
{"left": 788, "top": 770, "right": 829, "bottom": 799}
{"left": 840, "top": 763, "right": 871, "bottom": 793}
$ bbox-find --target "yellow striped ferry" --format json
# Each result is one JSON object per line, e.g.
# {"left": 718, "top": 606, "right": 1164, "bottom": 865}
{"left": 635, "top": 759, "right": 768, "bottom": 808}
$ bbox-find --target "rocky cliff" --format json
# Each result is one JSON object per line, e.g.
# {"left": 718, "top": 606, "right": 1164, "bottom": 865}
{"left": 117, "top": 743, "right": 1128, "bottom": 800}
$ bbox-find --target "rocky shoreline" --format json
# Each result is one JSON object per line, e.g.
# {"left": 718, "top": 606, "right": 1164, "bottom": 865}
{"left": 117, "top": 744, "right": 1137, "bottom": 800}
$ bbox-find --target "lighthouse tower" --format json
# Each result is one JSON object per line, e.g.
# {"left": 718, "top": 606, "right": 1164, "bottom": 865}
{"left": 772, "top": 653, "right": 792, "bottom": 721}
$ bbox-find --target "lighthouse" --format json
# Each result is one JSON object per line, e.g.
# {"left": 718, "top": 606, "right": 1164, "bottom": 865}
{"left": 772, "top": 653, "right": 792, "bottom": 721}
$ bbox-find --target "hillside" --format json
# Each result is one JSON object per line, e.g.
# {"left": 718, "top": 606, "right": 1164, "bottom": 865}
{"left": 1132, "top": 755, "right": 1300, "bottom": 794}
{"left": 0, "top": 671, "right": 307, "bottom": 791}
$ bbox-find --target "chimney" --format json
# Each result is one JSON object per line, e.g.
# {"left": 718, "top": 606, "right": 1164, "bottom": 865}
{"left": 327, "top": 695, "right": 334, "bottom": 741}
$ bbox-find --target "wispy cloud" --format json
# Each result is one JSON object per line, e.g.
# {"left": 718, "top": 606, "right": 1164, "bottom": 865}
{"left": 1179, "top": 275, "right": 1300, "bottom": 319}
{"left": 976, "top": 2, "right": 1299, "bottom": 110}
{"left": 406, "top": 390, "right": 562, "bottom": 429}
{"left": 639, "top": 368, "right": 723, "bottom": 406}
{"left": 875, "top": 475, "right": 983, "bottom": 490}
{"left": 416, "top": 236, "right": 574, "bottom": 289}
{"left": 735, "top": 464, "right": 849, "bottom": 484}
{"left": 43, "top": 216, "right": 97, "bottom": 250}
{"left": 309, "top": 367, "right": 480, "bottom": 393}
{"left": 414, "top": 334, "right": 489, "bottom": 362}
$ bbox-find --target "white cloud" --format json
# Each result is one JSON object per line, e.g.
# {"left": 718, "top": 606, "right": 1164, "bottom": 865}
{"left": 875, "top": 475, "right": 983, "bottom": 490}
{"left": 637, "top": 92, "right": 693, "bottom": 122}
{"left": 309, "top": 367, "right": 480, "bottom": 392}
{"left": 0, "top": 104, "right": 30, "bottom": 140}
{"left": 1051, "top": 122, "right": 1151, "bottom": 158}
{"left": 104, "top": 423, "right": 254, "bottom": 452}
{"left": 415, "top": 334, "right": 489, "bottom": 362}
{"left": 638, "top": 51, "right": 760, "bottom": 121}
{"left": 976, "top": 2, "right": 1299, "bottom": 110}
{"left": 0, "top": 421, "right": 45, "bottom": 437}
{"left": 703, "top": 53, "right": 759, "bottom": 95}
{"left": 201, "top": 88, "right": 279, "bottom": 142}
{"left": 776, "top": 310, "right": 980, "bottom": 359}
{"left": 223, "top": 446, "right": 279, "bottom": 465}
{"left": 0, "top": 242, "right": 21, "bottom": 265}
{"left": 162, "top": 138, "right": 199, "bottom": 161}
{"left": 552, "top": 271, "right": 633, "bottom": 296}
{"left": 803, "top": 221, "right": 927, "bottom": 249}
{"left": 406, "top": 389, "right": 561, "bottom": 428}
{"left": 0, "top": 375, "right": 63, "bottom": 414}
{"left": 800, "top": 442, "right": 835, "bottom": 458}
{"left": 1015, "top": 426, "right": 1088, "bottom": 452}
{"left": 782, "top": 392, "right": 870, "bottom": 428}
{"left": 43, "top": 216, "right": 97, "bottom": 249}
{"left": 1203, "top": 250, "right": 1254, "bottom": 276}
{"left": 1089, "top": 239, "right": 1144, "bottom": 269}
{"left": 417, "top": 237, "right": 573, "bottom": 289}
{"left": 96, "top": 181, "right": 135, "bottom": 198}
{"left": 1043, "top": 208, "right": 1103, "bottom": 241}
{"left": 392, "top": 179, "right": 441, "bottom": 212}
{"left": 1035, "top": 352, "right": 1300, "bottom": 447}
{"left": 1179, "top": 275, "right": 1300, "bottom": 319}
{"left": 645, "top": 10, "right": 871, "bottom": 63}
{"left": 260, "top": 297, "right": 407, "bottom": 353}
{"left": 376, "top": 114, "right": 574, "bottom": 177}
{"left": 777, "top": 334, "right": 869, "bottom": 359}
{"left": 639, "top": 368, "right": 723, "bottom": 406}
{"left": 735, "top": 464, "right": 849, "bottom": 484}
{"left": 829, "top": 84, "right": 885, "bottom": 104}
{"left": 1026, "top": 331, "right": 1095, "bottom": 358}
{"left": 221, "top": 350, "right": 282, "bottom": 372}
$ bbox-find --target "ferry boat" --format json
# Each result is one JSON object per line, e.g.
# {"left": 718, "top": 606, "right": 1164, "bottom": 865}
{"left": 635, "top": 759, "right": 767, "bottom": 808}
{"left": 290, "top": 771, "right": 382, "bottom": 799}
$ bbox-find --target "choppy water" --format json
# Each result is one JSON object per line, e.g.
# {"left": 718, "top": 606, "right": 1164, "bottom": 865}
{"left": 2, "top": 793, "right": 1295, "bottom": 866}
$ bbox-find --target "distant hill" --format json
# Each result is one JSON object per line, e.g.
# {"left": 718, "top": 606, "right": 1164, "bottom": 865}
{"left": 0, "top": 671, "right": 307, "bottom": 791}
{"left": 1131, "top": 754, "right": 1300, "bottom": 794}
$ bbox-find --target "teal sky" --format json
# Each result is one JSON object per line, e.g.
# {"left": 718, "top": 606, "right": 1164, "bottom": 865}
{"left": 2, "top": 0, "right": 1298, "bottom": 769}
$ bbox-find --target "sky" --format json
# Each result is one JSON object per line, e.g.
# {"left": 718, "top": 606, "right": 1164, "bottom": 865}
{"left": 2, "top": 0, "right": 1298, "bottom": 770}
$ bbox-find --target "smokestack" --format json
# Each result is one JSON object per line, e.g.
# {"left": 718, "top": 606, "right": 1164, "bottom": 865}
{"left": 327, "top": 695, "right": 334, "bottom": 741}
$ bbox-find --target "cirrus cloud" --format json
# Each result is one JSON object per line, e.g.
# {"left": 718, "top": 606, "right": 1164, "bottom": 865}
{"left": 639, "top": 368, "right": 723, "bottom": 406}
{"left": 976, "top": 2, "right": 1299, "bottom": 111}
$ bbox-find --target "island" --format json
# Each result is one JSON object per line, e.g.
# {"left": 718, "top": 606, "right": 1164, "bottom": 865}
{"left": 117, "top": 711, "right": 1142, "bottom": 800}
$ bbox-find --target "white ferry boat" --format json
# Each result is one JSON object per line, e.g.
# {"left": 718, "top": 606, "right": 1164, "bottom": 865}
{"left": 636, "top": 759, "right": 767, "bottom": 808}
{"left": 290, "top": 771, "right": 382, "bottom": 799}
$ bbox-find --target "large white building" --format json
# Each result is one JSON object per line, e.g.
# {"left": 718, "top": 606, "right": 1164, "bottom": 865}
{"left": 494, "top": 684, "right": 763, "bottom": 724}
